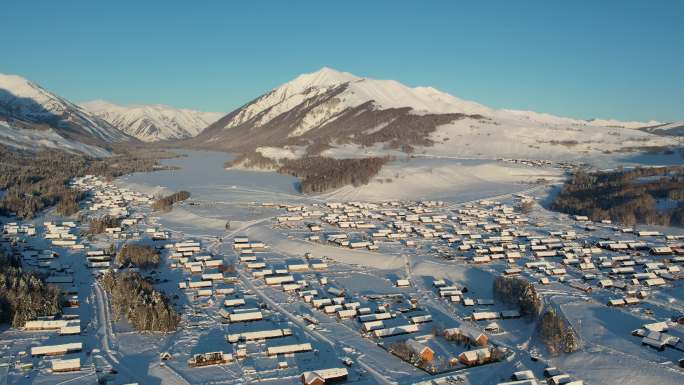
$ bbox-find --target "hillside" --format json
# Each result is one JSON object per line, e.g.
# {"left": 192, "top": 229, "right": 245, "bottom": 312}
{"left": 0, "top": 74, "right": 135, "bottom": 155}
{"left": 81, "top": 100, "right": 222, "bottom": 142}
{"left": 189, "top": 67, "right": 487, "bottom": 155}
{"left": 640, "top": 120, "right": 684, "bottom": 137}
{"left": 187, "top": 67, "right": 676, "bottom": 165}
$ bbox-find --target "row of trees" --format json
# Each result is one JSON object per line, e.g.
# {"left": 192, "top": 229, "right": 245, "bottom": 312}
{"left": 537, "top": 309, "right": 579, "bottom": 355}
{"left": 551, "top": 166, "right": 684, "bottom": 226}
{"left": 492, "top": 276, "right": 542, "bottom": 317}
{"left": 0, "top": 145, "right": 176, "bottom": 219}
{"left": 519, "top": 199, "right": 535, "bottom": 214}
{"left": 278, "top": 156, "right": 388, "bottom": 193}
{"left": 151, "top": 191, "right": 191, "bottom": 212}
{"left": 226, "top": 152, "right": 390, "bottom": 194}
{"left": 99, "top": 270, "right": 179, "bottom": 333}
{"left": 224, "top": 152, "right": 278, "bottom": 170}
{"left": 116, "top": 243, "right": 160, "bottom": 269}
{"left": 493, "top": 276, "right": 578, "bottom": 355}
{"left": 0, "top": 251, "right": 62, "bottom": 327}
{"left": 388, "top": 340, "right": 436, "bottom": 372}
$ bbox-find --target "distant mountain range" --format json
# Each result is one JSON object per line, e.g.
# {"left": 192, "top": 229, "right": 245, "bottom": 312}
{"left": 0, "top": 73, "right": 220, "bottom": 155}
{"left": 0, "top": 69, "right": 680, "bottom": 159}
{"left": 80, "top": 100, "right": 222, "bottom": 142}
{"left": 0, "top": 74, "right": 132, "bottom": 156}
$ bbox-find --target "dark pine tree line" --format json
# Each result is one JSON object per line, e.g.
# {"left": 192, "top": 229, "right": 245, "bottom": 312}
{"left": 99, "top": 270, "right": 179, "bottom": 333}
{"left": 493, "top": 276, "right": 542, "bottom": 317}
{"left": 278, "top": 156, "right": 388, "bottom": 193}
{"left": 493, "top": 276, "right": 578, "bottom": 355}
{"left": 86, "top": 215, "right": 120, "bottom": 235}
{"left": 537, "top": 309, "right": 579, "bottom": 355}
{"left": 551, "top": 166, "right": 684, "bottom": 226}
{"left": 116, "top": 243, "right": 160, "bottom": 269}
{"left": 151, "top": 191, "right": 191, "bottom": 211}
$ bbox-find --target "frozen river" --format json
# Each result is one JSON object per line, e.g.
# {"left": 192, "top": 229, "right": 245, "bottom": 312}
{"left": 119, "top": 149, "right": 558, "bottom": 206}
{"left": 121, "top": 149, "right": 304, "bottom": 203}
{"left": 114, "top": 149, "right": 561, "bottom": 242}
{"left": 119, "top": 150, "right": 308, "bottom": 237}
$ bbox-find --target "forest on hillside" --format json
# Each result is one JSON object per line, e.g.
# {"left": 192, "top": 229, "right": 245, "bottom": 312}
{"left": 551, "top": 166, "right": 684, "bottom": 226}
{"left": 0, "top": 145, "right": 177, "bottom": 219}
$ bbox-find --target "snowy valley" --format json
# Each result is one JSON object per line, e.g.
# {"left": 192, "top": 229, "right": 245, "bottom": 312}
{"left": 0, "top": 68, "right": 683, "bottom": 385}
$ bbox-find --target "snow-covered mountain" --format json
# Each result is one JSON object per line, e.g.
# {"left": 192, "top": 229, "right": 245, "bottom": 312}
{"left": 640, "top": 120, "right": 684, "bottom": 136}
{"left": 191, "top": 67, "right": 492, "bottom": 152}
{"left": 81, "top": 100, "right": 222, "bottom": 142}
{"left": 1, "top": 68, "right": 676, "bottom": 160}
{"left": 189, "top": 67, "right": 675, "bottom": 163}
{"left": 0, "top": 73, "right": 134, "bottom": 155}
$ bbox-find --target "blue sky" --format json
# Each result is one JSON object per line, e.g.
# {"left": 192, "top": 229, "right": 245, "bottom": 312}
{"left": 3, "top": 0, "right": 683, "bottom": 122}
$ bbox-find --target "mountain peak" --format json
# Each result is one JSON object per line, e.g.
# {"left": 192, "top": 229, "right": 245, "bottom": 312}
{"left": 0, "top": 73, "right": 133, "bottom": 152}
{"left": 80, "top": 99, "right": 123, "bottom": 112}
{"left": 0, "top": 73, "right": 52, "bottom": 103}
{"left": 0, "top": 73, "right": 33, "bottom": 87}
{"left": 287, "top": 67, "right": 360, "bottom": 90}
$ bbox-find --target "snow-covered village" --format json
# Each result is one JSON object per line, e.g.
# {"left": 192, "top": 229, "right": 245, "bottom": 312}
{"left": 1, "top": 148, "right": 683, "bottom": 385}
{"left": 1, "top": 2, "right": 684, "bottom": 384}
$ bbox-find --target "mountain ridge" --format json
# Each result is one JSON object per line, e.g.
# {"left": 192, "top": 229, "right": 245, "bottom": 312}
{"left": 80, "top": 100, "right": 222, "bottom": 142}
{"left": 639, "top": 120, "right": 684, "bottom": 137}
{"left": 0, "top": 69, "right": 679, "bottom": 159}
{"left": 187, "top": 67, "right": 675, "bottom": 163}
{"left": 0, "top": 73, "right": 135, "bottom": 155}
